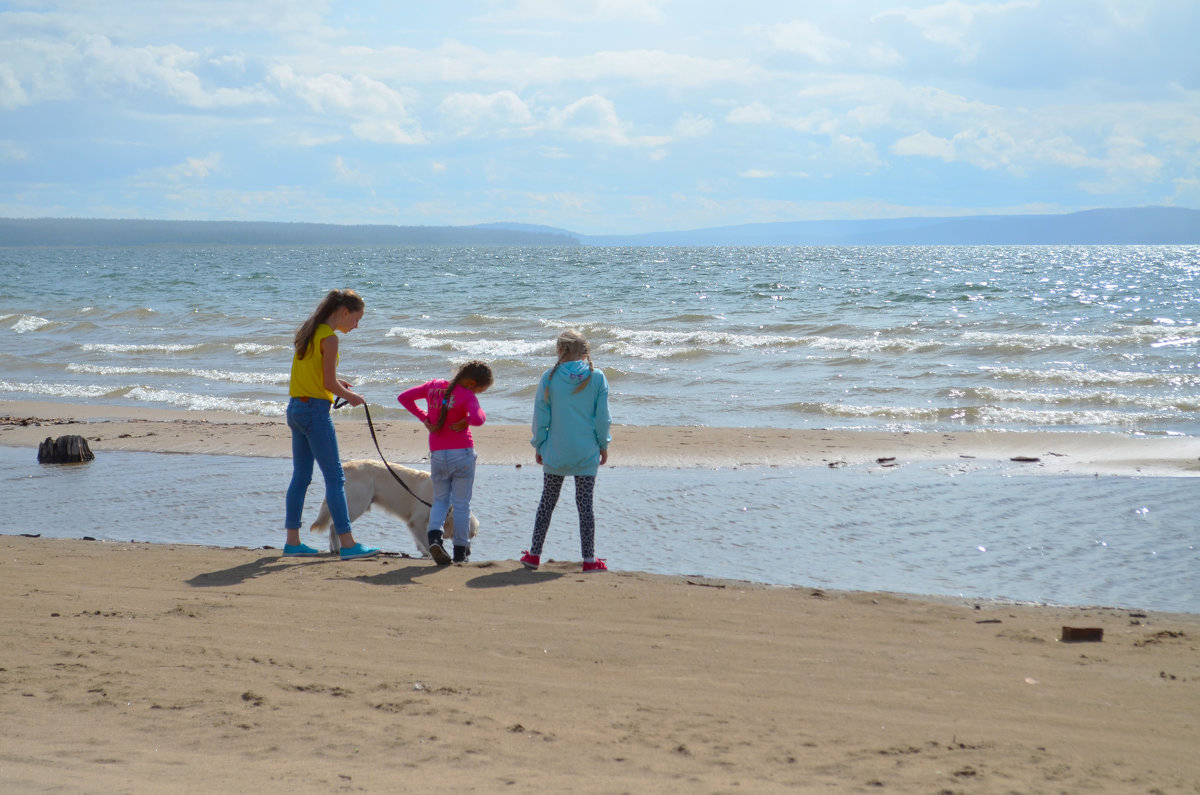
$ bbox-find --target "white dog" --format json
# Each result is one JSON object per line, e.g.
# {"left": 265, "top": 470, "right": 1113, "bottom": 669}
{"left": 309, "top": 458, "right": 479, "bottom": 556}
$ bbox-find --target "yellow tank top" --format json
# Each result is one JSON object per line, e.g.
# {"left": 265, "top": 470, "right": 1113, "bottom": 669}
{"left": 289, "top": 324, "right": 337, "bottom": 400}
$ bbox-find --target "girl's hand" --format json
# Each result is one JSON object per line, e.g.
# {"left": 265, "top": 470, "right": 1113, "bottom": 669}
{"left": 448, "top": 417, "right": 470, "bottom": 432}
{"left": 599, "top": 449, "right": 608, "bottom": 466}
{"left": 535, "top": 453, "right": 543, "bottom": 465}
{"left": 422, "top": 419, "right": 436, "bottom": 432}
{"left": 342, "top": 391, "right": 365, "bottom": 408}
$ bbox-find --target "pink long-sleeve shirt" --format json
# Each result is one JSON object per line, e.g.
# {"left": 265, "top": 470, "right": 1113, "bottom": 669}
{"left": 397, "top": 379, "right": 486, "bottom": 451}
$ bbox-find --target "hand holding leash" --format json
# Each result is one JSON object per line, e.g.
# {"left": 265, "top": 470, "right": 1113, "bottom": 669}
{"left": 333, "top": 396, "right": 431, "bottom": 508}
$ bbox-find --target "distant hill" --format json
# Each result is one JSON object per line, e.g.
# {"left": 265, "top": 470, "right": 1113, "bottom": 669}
{"left": 2, "top": 207, "right": 1197, "bottom": 247}
{"left": 0, "top": 218, "right": 579, "bottom": 247}
{"left": 569, "top": 207, "right": 1200, "bottom": 246}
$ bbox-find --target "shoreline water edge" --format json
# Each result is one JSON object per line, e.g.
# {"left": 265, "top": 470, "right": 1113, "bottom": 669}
{"left": 6, "top": 399, "right": 1200, "bottom": 475}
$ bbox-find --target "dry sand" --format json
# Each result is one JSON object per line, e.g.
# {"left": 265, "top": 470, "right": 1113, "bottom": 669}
{"left": 3, "top": 400, "right": 1199, "bottom": 792}
{"left": 2, "top": 538, "right": 1197, "bottom": 794}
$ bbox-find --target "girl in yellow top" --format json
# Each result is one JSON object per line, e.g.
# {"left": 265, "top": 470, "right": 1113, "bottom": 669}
{"left": 283, "top": 289, "right": 379, "bottom": 560}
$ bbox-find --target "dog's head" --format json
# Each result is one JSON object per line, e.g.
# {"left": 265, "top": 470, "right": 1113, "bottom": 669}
{"left": 468, "top": 513, "right": 480, "bottom": 539}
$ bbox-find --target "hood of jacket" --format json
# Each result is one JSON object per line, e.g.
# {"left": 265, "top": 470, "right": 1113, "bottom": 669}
{"left": 555, "top": 360, "right": 592, "bottom": 385}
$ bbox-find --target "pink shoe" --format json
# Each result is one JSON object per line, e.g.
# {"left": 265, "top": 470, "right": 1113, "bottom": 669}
{"left": 582, "top": 558, "right": 608, "bottom": 573}
{"left": 520, "top": 551, "right": 540, "bottom": 570}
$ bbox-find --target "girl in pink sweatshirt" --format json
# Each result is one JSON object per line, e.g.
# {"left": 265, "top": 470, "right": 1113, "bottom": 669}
{"left": 397, "top": 360, "right": 493, "bottom": 564}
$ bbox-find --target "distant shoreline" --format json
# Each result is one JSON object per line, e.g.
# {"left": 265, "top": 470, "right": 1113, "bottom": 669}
{"left": 4, "top": 399, "right": 1199, "bottom": 476}
{"left": 2, "top": 206, "right": 1198, "bottom": 246}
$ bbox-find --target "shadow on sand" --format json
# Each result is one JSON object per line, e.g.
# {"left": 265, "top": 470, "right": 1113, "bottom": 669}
{"left": 185, "top": 553, "right": 330, "bottom": 587}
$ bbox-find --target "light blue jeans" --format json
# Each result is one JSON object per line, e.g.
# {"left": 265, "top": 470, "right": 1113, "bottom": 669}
{"left": 428, "top": 447, "right": 477, "bottom": 548}
{"left": 285, "top": 397, "right": 352, "bottom": 536}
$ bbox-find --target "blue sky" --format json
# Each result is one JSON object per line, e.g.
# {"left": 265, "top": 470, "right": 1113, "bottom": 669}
{"left": 1, "top": 0, "right": 1197, "bottom": 234}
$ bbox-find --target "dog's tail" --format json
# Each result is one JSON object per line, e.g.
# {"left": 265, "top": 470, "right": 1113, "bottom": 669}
{"left": 309, "top": 501, "right": 332, "bottom": 534}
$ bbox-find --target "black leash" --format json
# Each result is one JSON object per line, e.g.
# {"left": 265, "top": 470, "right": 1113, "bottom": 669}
{"left": 335, "top": 398, "right": 432, "bottom": 508}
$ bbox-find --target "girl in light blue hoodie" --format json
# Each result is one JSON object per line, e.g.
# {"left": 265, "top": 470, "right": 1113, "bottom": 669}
{"left": 521, "top": 330, "right": 612, "bottom": 573}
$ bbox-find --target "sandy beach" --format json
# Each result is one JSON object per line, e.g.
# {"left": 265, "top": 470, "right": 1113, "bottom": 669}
{"left": 5, "top": 399, "right": 1200, "bottom": 475}
{"left": 2, "top": 537, "right": 1197, "bottom": 793}
{"left": 3, "top": 400, "right": 1199, "bottom": 792}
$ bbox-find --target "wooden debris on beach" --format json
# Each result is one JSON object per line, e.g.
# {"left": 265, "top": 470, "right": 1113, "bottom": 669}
{"left": 1061, "top": 626, "right": 1104, "bottom": 643}
{"left": 37, "top": 434, "right": 95, "bottom": 464}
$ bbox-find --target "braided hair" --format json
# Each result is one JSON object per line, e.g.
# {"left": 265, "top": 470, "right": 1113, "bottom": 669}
{"left": 433, "top": 360, "right": 494, "bottom": 431}
{"left": 543, "top": 329, "right": 594, "bottom": 401}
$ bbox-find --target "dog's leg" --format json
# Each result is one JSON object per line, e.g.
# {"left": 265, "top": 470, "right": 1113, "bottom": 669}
{"left": 309, "top": 502, "right": 339, "bottom": 553}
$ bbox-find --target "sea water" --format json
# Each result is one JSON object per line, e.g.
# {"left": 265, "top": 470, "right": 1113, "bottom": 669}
{"left": 3, "top": 446, "right": 1195, "bottom": 613}
{"left": 3, "top": 244, "right": 1199, "bottom": 611}
{"left": 3, "top": 244, "right": 1200, "bottom": 432}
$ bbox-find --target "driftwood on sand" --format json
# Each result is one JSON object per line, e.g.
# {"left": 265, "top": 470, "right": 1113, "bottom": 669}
{"left": 37, "top": 434, "right": 95, "bottom": 464}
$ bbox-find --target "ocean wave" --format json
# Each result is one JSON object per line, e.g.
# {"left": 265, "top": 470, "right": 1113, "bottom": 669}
{"left": 961, "top": 325, "right": 1198, "bottom": 352}
{"left": 784, "top": 399, "right": 1185, "bottom": 429}
{"left": 1150, "top": 337, "right": 1200, "bottom": 349}
{"left": 10, "top": 315, "right": 53, "bottom": 333}
{"left": 604, "top": 341, "right": 711, "bottom": 360}
{"left": 959, "top": 330, "right": 1111, "bottom": 350}
{"left": 0, "top": 380, "right": 115, "bottom": 400}
{"left": 807, "top": 336, "right": 935, "bottom": 354}
{"left": 972, "top": 386, "right": 1200, "bottom": 411}
{"left": 67, "top": 363, "right": 288, "bottom": 385}
{"left": 980, "top": 366, "right": 1200, "bottom": 388}
{"left": 385, "top": 326, "right": 556, "bottom": 359}
{"left": 81, "top": 342, "right": 206, "bottom": 353}
{"left": 235, "top": 342, "right": 287, "bottom": 355}
{"left": 125, "top": 387, "right": 285, "bottom": 416}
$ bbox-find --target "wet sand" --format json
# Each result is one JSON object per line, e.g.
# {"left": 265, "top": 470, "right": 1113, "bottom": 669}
{"left": 5, "top": 399, "right": 1200, "bottom": 475}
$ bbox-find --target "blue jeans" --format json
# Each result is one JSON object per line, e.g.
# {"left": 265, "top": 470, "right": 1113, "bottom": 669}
{"left": 428, "top": 447, "right": 477, "bottom": 548}
{"left": 285, "top": 397, "right": 352, "bottom": 535}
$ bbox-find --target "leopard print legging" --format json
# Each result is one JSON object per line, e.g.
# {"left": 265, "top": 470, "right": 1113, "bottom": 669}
{"left": 530, "top": 473, "right": 596, "bottom": 559}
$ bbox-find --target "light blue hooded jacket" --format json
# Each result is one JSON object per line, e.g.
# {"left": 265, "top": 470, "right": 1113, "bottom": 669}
{"left": 531, "top": 360, "right": 611, "bottom": 477}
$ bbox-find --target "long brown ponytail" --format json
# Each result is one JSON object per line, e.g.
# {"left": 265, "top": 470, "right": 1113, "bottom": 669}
{"left": 294, "top": 289, "right": 364, "bottom": 359}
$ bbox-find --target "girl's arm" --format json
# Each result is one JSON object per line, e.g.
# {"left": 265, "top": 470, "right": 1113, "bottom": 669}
{"left": 462, "top": 389, "right": 486, "bottom": 427}
{"left": 321, "top": 335, "right": 364, "bottom": 407}
{"left": 593, "top": 373, "right": 612, "bottom": 457}
{"left": 397, "top": 383, "right": 430, "bottom": 424}
{"left": 530, "top": 372, "right": 552, "bottom": 450}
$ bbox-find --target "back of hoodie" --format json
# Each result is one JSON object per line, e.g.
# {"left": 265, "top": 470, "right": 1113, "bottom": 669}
{"left": 531, "top": 360, "right": 611, "bottom": 476}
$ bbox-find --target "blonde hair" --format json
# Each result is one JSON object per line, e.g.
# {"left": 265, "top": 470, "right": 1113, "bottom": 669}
{"left": 294, "top": 289, "right": 364, "bottom": 358}
{"left": 544, "top": 329, "right": 594, "bottom": 400}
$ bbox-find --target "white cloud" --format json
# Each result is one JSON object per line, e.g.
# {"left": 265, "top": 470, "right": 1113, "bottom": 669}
{"left": 136, "top": 153, "right": 222, "bottom": 186}
{"left": 350, "top": 120, "right": 425, "bottom": 146}
{"left": 0, "top": 139, "right": 29, "bottom": 161}
{"left": 726, "top": 102, "right": 774, "bottom": 125}
{"left": 892, "top": 130, "right": 955, "bottom": 161}
{"left": 269, "top": 65, "right": 425, "bottom": 144}
{"left": 738, "top": 169, "right": 779, "bottom": 179}
{"left": 545, "top": 94, "right": 669, "bottom": 147}
{"left": 480, "top": 0, "right": 668, "bottom": 24}
{"left": 82, "top": 36, "right": 270, "bottom": 108}
{"left": 673, "top": 112, "right": 713, "bottom": 138}
{"left": 873, "top": 0, "right": 1039, "bottom": 55}
{"left": 756, "top": 20, "right": 847, "bottom": 64}
{"left": 891, "top": 127, "right": 1017, "bottom": 170}
{"left": 0, "top": 64, "right": 30, "bottom": 109}
{"left": 439, "top": 90, "right": 534, "bottom": 135}
{"left": 333, "top": 155, "right": 372, "bottom": 187}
